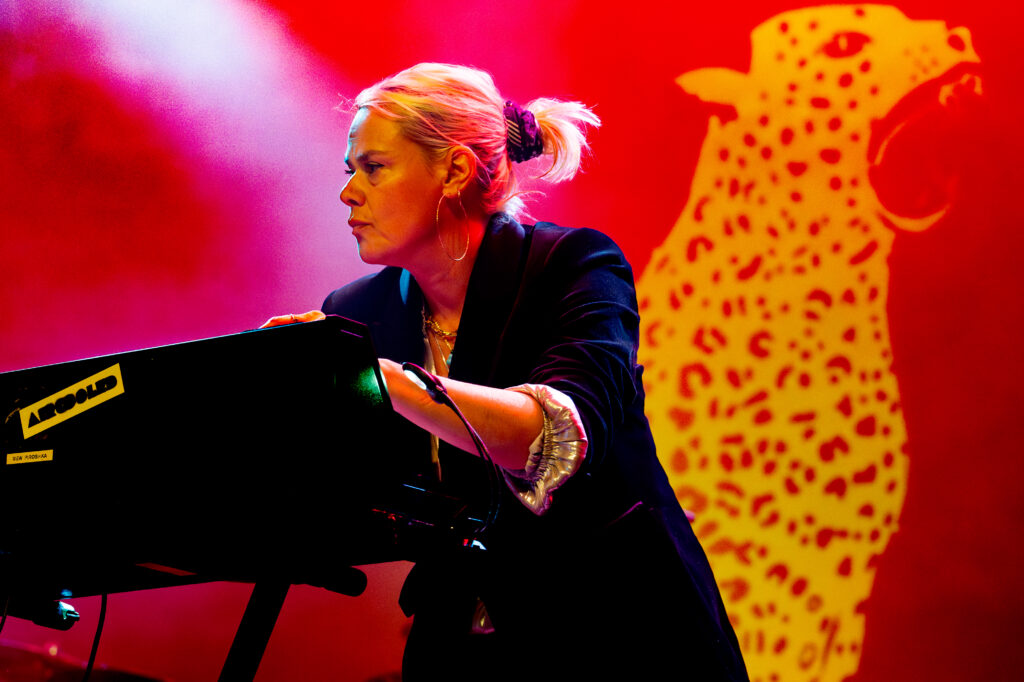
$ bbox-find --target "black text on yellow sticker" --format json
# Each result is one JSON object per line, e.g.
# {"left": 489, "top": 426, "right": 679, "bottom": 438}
{"left": 20, "top": 364, "right": 124, "bottom": 439}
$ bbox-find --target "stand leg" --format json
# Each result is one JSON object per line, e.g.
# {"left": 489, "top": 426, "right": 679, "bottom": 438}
{"left": 218, "top": 581, "right": 290, "bottom": 682}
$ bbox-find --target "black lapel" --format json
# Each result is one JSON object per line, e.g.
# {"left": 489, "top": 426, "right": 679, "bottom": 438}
{"left": 370, "top": 268, "right": 426, "bottom": 364}
{"left": 449, "top": 214, "right": 531, "bottom": 385}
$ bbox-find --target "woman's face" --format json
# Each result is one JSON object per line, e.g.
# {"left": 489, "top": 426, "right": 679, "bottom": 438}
{"left": 340, "top": 108, "right": 444, "bottom": 268}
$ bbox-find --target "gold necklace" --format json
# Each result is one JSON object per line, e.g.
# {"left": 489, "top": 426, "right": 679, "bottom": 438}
{"left": 423, "top": 309, "right": 457, "bottom": 367}
{"left": 423, "top": 314, "right": 457, "bottom": 341}
{"left": 429, "top": 330, "right": 455, "bottom": 369}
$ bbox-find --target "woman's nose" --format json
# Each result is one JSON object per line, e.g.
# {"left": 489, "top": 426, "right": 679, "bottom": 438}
{"left": 340, "top": 175, "right": 362, "bottom": 206}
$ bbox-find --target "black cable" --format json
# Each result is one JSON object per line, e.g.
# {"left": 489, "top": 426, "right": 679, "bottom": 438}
{"left": 402, "top": 361, "right": 501, "bottom": 534}
{"left": 81, "top": 593, "right": 107, "bottom": 682}
{"left": 401, "top": 362, "right": 502, "bottom": 537}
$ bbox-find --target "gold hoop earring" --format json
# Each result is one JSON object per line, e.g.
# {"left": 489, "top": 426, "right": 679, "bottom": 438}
{"left": 435, "top": 190, "right": 469, "bottom": 262}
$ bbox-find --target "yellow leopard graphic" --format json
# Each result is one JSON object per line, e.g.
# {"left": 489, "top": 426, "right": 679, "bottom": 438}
{"left": 637, "top": 6, "right": 980, "bottom": 681}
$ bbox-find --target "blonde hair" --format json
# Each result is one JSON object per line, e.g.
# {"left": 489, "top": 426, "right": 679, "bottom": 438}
{"left": 351, "top": 63, "right": 600, "bottom": 218}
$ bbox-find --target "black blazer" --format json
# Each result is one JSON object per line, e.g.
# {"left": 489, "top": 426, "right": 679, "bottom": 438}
{"left": 323, "top": 213, "right": 748, "bottom": 679}
{"left": 323, "top": 213, "right": 674, "bottom": 518}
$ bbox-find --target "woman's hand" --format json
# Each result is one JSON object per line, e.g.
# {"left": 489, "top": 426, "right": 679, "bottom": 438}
{"left": 259, "top": 310, "right": 326, "bottom": 328}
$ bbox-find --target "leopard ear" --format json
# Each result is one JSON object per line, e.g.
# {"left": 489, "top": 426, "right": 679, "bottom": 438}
{"left": 677, "top": 68, "right": 748, "bottom": 107}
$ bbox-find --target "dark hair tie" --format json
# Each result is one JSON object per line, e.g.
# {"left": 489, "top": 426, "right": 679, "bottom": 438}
{"left": 503, "top": 100, "right": 544, "bottom": 163}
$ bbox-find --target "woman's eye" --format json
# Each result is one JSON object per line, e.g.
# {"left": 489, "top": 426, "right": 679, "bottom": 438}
{"left": 346, "top": 163, "right": 381, "bottom": 177}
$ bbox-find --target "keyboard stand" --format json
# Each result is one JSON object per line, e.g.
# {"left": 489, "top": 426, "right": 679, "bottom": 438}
{"left": 218, "top": 566, "right": 369, "bottom": 682}
{"left": 218, "top": 581, "right": 291, "bottom": 682}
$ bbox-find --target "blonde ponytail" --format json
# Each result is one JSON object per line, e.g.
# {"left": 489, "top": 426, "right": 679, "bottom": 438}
{"left": 527, "top": 98, "right": 601, "bottom": 184}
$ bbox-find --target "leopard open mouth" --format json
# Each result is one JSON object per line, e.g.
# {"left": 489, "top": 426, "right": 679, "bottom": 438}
{"left": 867, "top": 62, "right": 984, "bottom": 221}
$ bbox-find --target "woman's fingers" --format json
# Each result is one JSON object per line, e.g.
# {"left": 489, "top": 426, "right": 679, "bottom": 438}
{"left": 259, "top": 310, "right": 326, "bottom": 328}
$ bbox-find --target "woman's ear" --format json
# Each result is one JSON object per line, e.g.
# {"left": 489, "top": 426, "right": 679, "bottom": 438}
{"left": 441, "top": 145, "right": 477, "bottom": 195}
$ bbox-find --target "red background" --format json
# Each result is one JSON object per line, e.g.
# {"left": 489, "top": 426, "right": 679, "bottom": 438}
{"left": 2, "top": 1, "right": 1022, "bottom": 680}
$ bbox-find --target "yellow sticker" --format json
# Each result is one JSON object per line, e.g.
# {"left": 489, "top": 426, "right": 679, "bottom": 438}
{"left": 20, "top": 364, "right": 125, "bottom": 439}
{"left": 6, "top": 449, "right": 54, "bottom": 465}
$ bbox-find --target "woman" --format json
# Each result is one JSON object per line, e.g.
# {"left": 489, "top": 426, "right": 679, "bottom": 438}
{"left": 270, "top": 63, "right": 747, "bottom": 681}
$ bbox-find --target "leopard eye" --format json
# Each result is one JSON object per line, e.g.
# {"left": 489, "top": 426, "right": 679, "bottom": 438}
{"left": 822, "top": 31, "right": 871, "bottom": 58}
